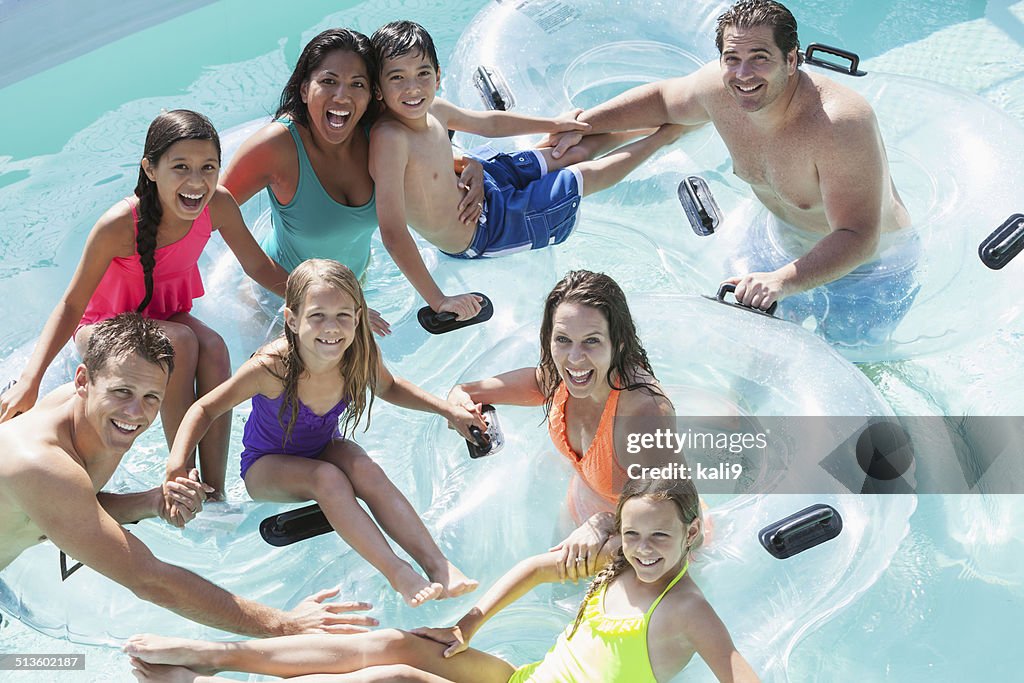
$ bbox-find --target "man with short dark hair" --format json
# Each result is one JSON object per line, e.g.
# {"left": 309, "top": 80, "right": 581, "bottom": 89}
{"left": 549, "top": 0, "right": 910, "bottom": 321}
{"left": 0, "top": 313, "right": 373, "bottom": 637}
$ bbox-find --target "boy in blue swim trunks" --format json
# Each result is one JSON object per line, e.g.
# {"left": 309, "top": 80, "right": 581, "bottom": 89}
{"left": 368, "top": 21, "right": 684, "bottom": 320}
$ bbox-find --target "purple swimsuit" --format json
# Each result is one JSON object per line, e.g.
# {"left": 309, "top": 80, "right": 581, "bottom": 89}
{"left": 239, "top": 392, "right": 350, "bottom": 479}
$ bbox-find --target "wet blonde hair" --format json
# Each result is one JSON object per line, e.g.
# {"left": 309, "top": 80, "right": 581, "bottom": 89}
{"left": 269, "top": 258, "right": 379, "bottom": 443}
{"left": 568, "top": 477, "right": 703, "bottom": 639}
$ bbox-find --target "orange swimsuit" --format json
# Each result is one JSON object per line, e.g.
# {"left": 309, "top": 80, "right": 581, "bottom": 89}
{"left": 547, "top": 383, "right": 626, "bottom": 512}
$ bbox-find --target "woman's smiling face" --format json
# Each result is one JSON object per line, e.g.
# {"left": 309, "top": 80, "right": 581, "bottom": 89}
{"left": 549, "top": 302, "right": 614, "bottom": 400}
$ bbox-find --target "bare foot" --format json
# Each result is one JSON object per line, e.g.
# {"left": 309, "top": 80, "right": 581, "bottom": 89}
{"left": 428, "top": 561, "right": 480, "bottom": 599}
{"left": 390, "top": 564, "right": 443, "bottom": 607}
{"left": 123, "top": 635, "right": 218, "bottom": 674}
{"left": 129, "top": 657, "right": 220, "bottom": 683}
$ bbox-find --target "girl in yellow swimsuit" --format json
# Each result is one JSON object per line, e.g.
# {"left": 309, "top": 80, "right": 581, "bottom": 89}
{"left": 125, "top": 477, "right": 759, "bottom": 683}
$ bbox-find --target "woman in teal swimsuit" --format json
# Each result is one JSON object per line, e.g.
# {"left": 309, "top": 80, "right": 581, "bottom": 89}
{"left": 126, "top": 477, "right": 759, "bottom": 683}
{"left": 222, "top": 28, "right": 485, "bottom": 335}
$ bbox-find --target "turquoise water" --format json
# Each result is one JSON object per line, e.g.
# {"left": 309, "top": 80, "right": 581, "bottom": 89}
{"left": 1, "top": 0, "right": 1022, "bottom": 681}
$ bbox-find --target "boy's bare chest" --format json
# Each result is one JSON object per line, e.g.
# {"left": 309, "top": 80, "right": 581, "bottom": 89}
{"left": 404, "top": 125, "right": 456, "bottom": 187}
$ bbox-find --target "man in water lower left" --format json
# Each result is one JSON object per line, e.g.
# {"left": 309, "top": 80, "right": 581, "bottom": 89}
{"left": 0, "top": 313, "right": 374, "bottom": 637}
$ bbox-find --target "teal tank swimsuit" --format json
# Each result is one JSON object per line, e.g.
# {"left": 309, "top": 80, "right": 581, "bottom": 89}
{"left": 261, "top": 118, "right": 378, "bottom": 278}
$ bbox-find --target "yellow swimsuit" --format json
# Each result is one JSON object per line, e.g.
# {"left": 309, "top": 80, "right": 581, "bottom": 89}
{"left": 508, "top": 561, "right": 689, "bottom": 683}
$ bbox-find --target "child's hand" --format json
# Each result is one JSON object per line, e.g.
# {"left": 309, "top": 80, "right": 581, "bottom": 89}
{"left": 159, "top": 469, "right": 215, "bottom": 528}
{"left": 436, "top": 293, "right": 483, "bottom": 321}
{"left": 410, "top": 625, "right": 469, "bottom": 658}
{"left": 457, "top": 157, "right": 485, "bottom": 225}
{"left": 0, "top": 379, "right": 38, "bottom": 423}
{"left": 551, "top": 108, "right": 592, "bottom": 134}
{"left": 446, "top": 401, "right": 487, "bottom": 442}
{"left": 538, "top": 130, "right": 584, "bottom": 159}
{"left": 446, "top": 385, "right": 476, "bottom": 412}
{"left": 368, "top": 307, "right": 392, "bottom": 337}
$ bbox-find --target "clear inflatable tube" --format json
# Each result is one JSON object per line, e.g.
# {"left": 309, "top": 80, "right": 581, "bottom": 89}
{"left": 436, "top": 295, "right": 914, "bottom": 681}
{"left": 0, "top": 294, "right": 915, "bottom": 678}
{"left": 443, "top": 0, "right": 1024, "bottom": 362}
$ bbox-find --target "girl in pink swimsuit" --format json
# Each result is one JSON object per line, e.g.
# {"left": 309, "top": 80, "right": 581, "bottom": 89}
{"left": 0, "top": 110, "right": 290, "bottom": 495}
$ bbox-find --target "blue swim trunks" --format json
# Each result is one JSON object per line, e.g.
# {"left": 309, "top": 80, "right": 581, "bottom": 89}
{"left": 443, "top": 150, "right": 583, "bottom": 259}
{"left": 737, "top": 213, "right": 922, "bottom": 350}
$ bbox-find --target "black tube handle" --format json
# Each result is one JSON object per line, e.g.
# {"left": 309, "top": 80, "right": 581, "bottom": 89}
{"left": 804, "top": 43, "right": 865, "bottom": 76}
{"left": 769, "top": 506, "right": 834, "bottom": 548}
{"left": 272, "top": 503, "right": 324, "bottom": 531}
{"left": 474, "top": 66, "right": 509, "bottom": 111}
{"left": 716, "top": 282, "right": 778, "bottom": 316}
{"left": 979, "top": 213, "right": 1024, "bottom": 269}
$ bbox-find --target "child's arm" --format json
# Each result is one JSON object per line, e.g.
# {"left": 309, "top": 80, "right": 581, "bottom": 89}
{"left": 432, "top": 98, "right": 591, "bottom": 139}
{"left": 209, "top": 187, "right": 289, "bottom": 298}
{"left": 413, "top": 550, "right": 564, "bottom": 657}
{"left": 0, "top": 207, "right": 131, "bottom": 422}
{"left": 163, "top": 352, "right": 273, "bottom": 511}
{"left": 369, "top": 123, "right": 481, "bottom": 320}
{"left": 663, "top": 595, "right": 761, "bottom": 683}
{"left": 374, "top": 358, "right": 487, "bottom": 440}
{"left": 98, "top": 470, "right": 213, "bottom": 527}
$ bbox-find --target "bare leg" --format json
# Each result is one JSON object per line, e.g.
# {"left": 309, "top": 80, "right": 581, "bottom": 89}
{"left": 323, "top": 441, "right": 478, "bottom": 598}
{"left": 244, "top": 455, "right": 442, "bottom": 607}
{"left": 129, "top": 659, "right": 454, "bottom": 683}
{"left": 169, "top": 313, "right": 231, "bottom": 495}
{"left": 124, "top": 630, "right": 515, "bottom": 682}
{"left": 538, "top": 130, "right": 653, "bottom": 171}
{"left": 569, "top": 124, "right": 685, "bottom": 196}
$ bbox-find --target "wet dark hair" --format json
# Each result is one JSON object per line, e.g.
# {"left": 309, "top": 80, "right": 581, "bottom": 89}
{"left": 715, "top": 0, "right": 803, "bottom": 66}
{"left": 538, "top": 270, "right": 662, "bottom": 416}
{"left": 135, "top": 110, "right": 220, "bottom": 313}
{"left": 369, "top": 20, "right": 440, "bottom": 76}
{"left": 276, "top": 28, "right": 378, "bottom": 128}
{"left": 83, "top": 312, "right": 175, "bottom": 379}
{"left": 569, "top": 476, "right": 703, "bottom": 639}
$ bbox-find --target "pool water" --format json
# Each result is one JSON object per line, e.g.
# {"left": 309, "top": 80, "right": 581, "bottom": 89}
{"left": 1, "top": 0, "right": 1022, "bottom": 681}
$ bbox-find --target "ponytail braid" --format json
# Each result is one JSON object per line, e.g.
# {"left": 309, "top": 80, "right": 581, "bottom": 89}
{"left": 567, "top": 551, "right": 631, "bottom": 640}
{"left": 133, "top": 170, "right": 161, "bottom": 313}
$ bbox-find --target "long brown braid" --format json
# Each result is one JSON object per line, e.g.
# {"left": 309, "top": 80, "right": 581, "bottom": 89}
{"left": 568, "top": 476, "right": 703, "bottom": 639}
{"left": 268, "top": 259, "right": 379, "bottom": 445}
{"left": 133, "top": 110, "right": 220, "bottom": 312}
{"left": 538, "top": 270, "right": 664, "bottom": 420}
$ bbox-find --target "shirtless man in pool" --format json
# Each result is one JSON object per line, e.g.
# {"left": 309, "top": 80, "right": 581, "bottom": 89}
{"left": 0, "top": 313, "right": 372, "bottom": 637}
{"left": 546, "top": 0, "right": 910, "bottom": 312}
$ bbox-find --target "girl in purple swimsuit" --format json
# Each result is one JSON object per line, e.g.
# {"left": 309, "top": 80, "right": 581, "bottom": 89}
{"left": 163, "top": 258, "right": 484, "bottom": 607}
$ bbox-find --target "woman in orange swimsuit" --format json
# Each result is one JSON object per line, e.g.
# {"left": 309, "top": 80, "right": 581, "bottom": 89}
{"left": 448, "top": 270, "right": 676, "bottom": 581}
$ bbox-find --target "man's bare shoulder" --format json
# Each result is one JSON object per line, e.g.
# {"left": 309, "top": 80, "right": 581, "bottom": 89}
{"left": 663, "top": 63, "right": 721, "bottom": 124}
{"left": 0, "top": 414, "right": 77, "bottom": 489}
{"left": 803, "top": 71, "right": 877, "bottom": 129}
